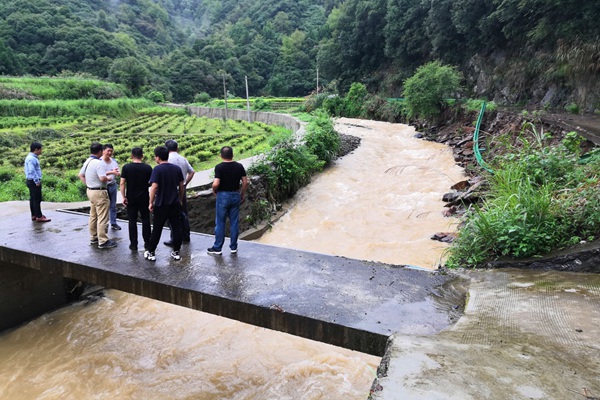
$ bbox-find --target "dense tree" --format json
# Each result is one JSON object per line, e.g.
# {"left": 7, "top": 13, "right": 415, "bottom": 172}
{"left": 0, "top": 0, "right": 597, "bottom": 105}
{"left": 109, "top": 56, "right": 149, "bottom": 95}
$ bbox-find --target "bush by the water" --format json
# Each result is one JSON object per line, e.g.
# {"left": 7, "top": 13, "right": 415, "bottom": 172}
{"left": 447, "top": 124, "right": 600, "bottom": 268}
{"left": 248, "top": 111, "right": 342, "bottom": 202}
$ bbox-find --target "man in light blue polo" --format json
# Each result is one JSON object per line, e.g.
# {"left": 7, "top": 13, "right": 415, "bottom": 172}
{"left": 24, "top": 142, "right": 50, "bottom": 223}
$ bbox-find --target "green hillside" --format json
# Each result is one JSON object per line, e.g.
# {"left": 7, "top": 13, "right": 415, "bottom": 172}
{"left": 0, "top": 0, "right": 598, "bottom": 110}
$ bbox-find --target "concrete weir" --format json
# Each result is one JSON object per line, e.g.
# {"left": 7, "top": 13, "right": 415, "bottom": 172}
{"left": 0, "top": 210, "right": 466, "bottom": 356}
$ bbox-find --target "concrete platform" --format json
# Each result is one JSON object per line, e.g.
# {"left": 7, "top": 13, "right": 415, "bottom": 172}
{"left": 372, "top": 268, "right": 600, "bottom": 399}
{"left": 0, "top": 209, "right": 466, "bottom": 356}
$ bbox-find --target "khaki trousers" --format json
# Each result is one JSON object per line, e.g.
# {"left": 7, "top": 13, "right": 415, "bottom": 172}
{"left": 87, "top": 189, "right": 110, "bottom": 244}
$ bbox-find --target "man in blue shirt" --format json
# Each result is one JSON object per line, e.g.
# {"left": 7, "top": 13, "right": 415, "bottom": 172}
{"left": 24, "top": 142, "right": 50, "bottom": 223}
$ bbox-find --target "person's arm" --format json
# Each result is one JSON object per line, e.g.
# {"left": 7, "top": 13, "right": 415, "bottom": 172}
{"left": 212, "top": 178, "right": 220, "bottom": 194}
{"left": 149, "top": 182, "right": 158, "bottom": 212}
{"left": 119, "top": 177, "right": 128, "bottom": 206}
{"left": 78, "top": 160, "right": 87, "bottom": 185}
{"left": 185, "top": 170, "right": 195, "bottom": 186}
{"left": 240, "top": 176, "right": 248, "bottom": 203}
{"left": 178, "top": 180, "right": 185, "bottom": 204}
{"left": 34, "top": 159, "right": 42, "bottom": 186}
{"left": 185, "top": 161, "right": 195, "bottom": 186}
{"left": 95, "top": 162, "right": 109, "bottom": 184}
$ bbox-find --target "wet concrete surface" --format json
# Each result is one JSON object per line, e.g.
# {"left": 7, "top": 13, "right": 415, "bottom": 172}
{"left": 541, "top": 113, "right": 600, "bottom": 145}
{"left": 0, "top": 209, "right": 465, "bottom": 356}
{"left": 3, "top": 216, "right": 600, "bottom": 400}
{"left": 372, "top": 268, "right": 600, "bottom": 399}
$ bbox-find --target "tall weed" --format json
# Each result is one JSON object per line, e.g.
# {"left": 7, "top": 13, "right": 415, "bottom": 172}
{"left": 447, "top": 127, "right": 600, "bottom": 267}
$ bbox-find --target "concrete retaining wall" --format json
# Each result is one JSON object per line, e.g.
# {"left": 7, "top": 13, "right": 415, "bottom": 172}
{"left": 186, "top": 106, "right": 302, "bottom": 132}
{"left": 0, "top": 262, "right": 68, "bottom": 331}
{"left": 165, "top": 104, "right": 305, "bottom": 137}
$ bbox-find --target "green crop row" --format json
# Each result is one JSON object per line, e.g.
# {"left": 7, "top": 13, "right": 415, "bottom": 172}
{"left": 0, "top": 76, "right": 127, "bottom": 100}
{"left": 0, "top": 98, "right": 154, "bottom": 118}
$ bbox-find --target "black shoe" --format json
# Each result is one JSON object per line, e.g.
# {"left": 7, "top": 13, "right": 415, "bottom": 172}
{"left": 207, "top": 247, "right": 222, "bottom": 255}
{"left": 111, "top": 224, "right": 122, "bottom": 230}
{"left": 182, "top": 237, "right": 190, "bottom": 243}
{"left": 163, "top": 240, "right": 174, "bottom": 247}
{"left": 129, "top": 244, "right": 137, "bottom": 251}
{"left": 98, "top": 240, "right": 117, "bottom": 249}
{"left": 90, "top": 238, "right": 99, "bottom": 245}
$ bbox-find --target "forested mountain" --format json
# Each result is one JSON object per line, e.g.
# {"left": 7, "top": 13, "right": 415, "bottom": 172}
{"left": 0, "top": 0, "right": 598, "bottom": 110}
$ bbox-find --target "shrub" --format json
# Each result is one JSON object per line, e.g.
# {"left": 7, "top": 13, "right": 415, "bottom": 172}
{"left": 403, "top": 61, "right": 462, "bottom": 120}
{"left": 0, "top": 166, "right": 16, "bottom": 182}
{"left": 302, "top": 93, "right": 327, "bottom": 113}
{"left": 565, "top": 102, "right": 579, "bottom": 114}
{"left": 194, "top": 92, "right": 211, "bottom": 103}
{"left": 145, "top": 90, "right": 165, "bottom": 103}
{"left": 447, "top": 124, "right": 600, "bottom": 268}
{"left": 304, "top": 110, "right": 340, "bottom": 165}
{"left": 322, "top": 95, "right": 344, "bottom": 116}
{"left": 248, "top": 139, "right": 323, "bottom": 202}
{"left": 343, "top": 82, "right": 368, "bottom": 117}
{"left": 252, "top": 98, "right": 271, "bottom": 111}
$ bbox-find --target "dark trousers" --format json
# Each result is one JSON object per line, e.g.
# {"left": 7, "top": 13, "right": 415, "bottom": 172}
{"left": 126, "top": 198, "right": 151, "bottom": 248}
{"left": 169, "top": 195, "right": 190, "bottom": 241}
{"left": 26, "top": 180, "right": 42, "bottom": 218}
{"left": 148, "top": 203, "right": 182, "bottom": 252}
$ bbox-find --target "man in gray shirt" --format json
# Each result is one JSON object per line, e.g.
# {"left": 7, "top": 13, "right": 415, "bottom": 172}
{"left": 164, "top": 139, "right": 195, "bottom": 246}
{"left": 102, "top": 144, "right": 121, "bottom": 231}
{"left": 78, "top": 142, "right": 118, "bottom": 249}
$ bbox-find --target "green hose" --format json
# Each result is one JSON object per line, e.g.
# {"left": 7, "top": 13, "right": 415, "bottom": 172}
{"left": 473, "top": 102, "right": 493, "bottom": 173}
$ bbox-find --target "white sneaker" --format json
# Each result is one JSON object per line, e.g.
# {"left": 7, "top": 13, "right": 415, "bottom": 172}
{"left": 144, "top": 250, "right": 156, "bottom": 261}
{"left": 170, "top": 251, "right": 181, "bottom": 261}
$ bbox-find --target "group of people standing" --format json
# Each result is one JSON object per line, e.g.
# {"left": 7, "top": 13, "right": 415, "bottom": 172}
{"left": 25, "top": 140, "right": 247, "bottom": 262}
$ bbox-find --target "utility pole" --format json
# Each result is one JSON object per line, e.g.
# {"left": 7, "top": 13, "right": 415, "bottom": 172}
{"left": 245, "top": 75, "right": 251, "bottom": 122}
{"left": 316, "top": 67, "right": 319, "bottom": 95}
{"left": 222, "top": 74, "right": 228, "bottom": 122}
{"left": 316, "top": 48, "right": 320, "bottom": 95}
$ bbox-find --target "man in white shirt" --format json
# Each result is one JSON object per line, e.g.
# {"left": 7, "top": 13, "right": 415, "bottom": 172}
{"left": 78, "top": 142, "right": 118, "bottom": 249}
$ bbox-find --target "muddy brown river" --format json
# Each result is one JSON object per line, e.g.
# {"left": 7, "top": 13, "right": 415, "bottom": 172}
{"left": 0, "top": 118, "right": 464, "bottom": 399}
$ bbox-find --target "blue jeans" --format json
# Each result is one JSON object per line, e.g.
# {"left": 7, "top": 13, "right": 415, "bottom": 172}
{"left": 107, "top": 183, "right": 118, "bottom": 225}
{"left": 213, "top": 191, "right": 241, "bottom": 251}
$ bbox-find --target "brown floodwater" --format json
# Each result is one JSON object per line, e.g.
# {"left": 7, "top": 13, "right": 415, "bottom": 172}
{"left": 259, "top": 118, "right": 465, "bottom": 269}
{"left": 0, "top": 118, "right": 464, "bottom": 399}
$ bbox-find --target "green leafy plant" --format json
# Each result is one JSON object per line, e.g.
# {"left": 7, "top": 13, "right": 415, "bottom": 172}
{"left": 447, "top": 124, "right": 600, "bottom": 268}
{"left": 304, "top": 110, "right": 340, "bottom": 165}
{"left": 402, "top": 61, "right": 462, "bottom": 120}
{"left": 565, "top": 102, "right": 580, "bottom": 114}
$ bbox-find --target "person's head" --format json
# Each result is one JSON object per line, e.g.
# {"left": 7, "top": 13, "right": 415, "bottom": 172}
{"left": 165, "top": 139, "right": 178, "bottom": 152}
{"left": 220, "top": 146, "right": 233, "bottom": 160}
{"left": 154, "top": 146, "right": 169, "bottom": 162}
{"left": 90, "top": 142, "right": 103, "bottom": 156}
{"left": 131, "top": 147, "right": 144, "bottom": 160}
{"left": 102, "top": 143, "right": 114, "bottom": 158}
{"left": 30, "top": 142, "right": 43, "bottom": 154}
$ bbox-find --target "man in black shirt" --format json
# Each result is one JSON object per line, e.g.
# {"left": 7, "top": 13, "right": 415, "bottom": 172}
{"left": 120, "top": 147, "right": 153, "bottom": 251}
{"left": 144, "top": 146, "right": 185, "bottom": 261}
{"left": 207, "top": 146, "right": 247, "bottom": 255}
